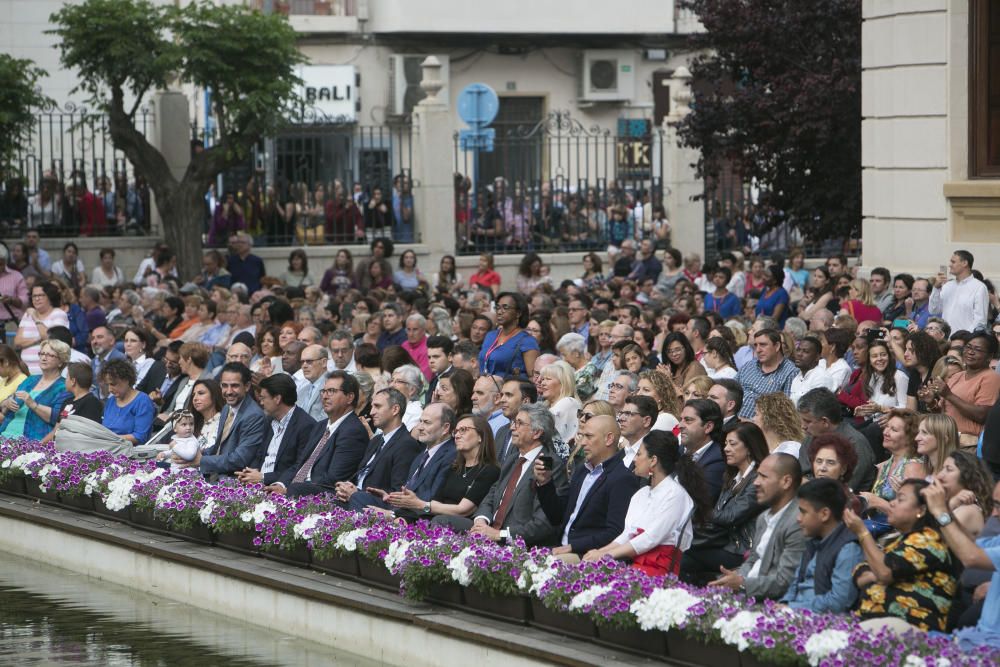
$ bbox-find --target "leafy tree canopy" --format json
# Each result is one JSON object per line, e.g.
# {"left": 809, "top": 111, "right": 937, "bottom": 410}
{"left": 675, "top": 0, "right": 862, "bottom": 242}
{"left": 0, "top": 54, "right": 52, "bottom": 171}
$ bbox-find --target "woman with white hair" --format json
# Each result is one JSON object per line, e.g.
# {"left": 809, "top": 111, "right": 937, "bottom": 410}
{"left": 538, "top": 360, "right": 583, "bottom": 444}
{"left": 427, "top": 306, "right": 454, "bottom": 340}
{"left": 0, "top": 339, "right": 69, "bottom": 440}
{"left": 557, "top": 332, "right": 597, "bottom": 401}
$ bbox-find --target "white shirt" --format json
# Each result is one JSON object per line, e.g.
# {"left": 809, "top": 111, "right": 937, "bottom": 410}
{"left": 727, "top": 271, "right": 746, "bottom": 299}
{"left": 819, "top": 358, "right": 852, "bottom": 391}
{"left": 261, "top": 407, "right": 295, "bottom": 474}
{"left": 61, "top": 349, "right": 91, "bottom": 379}
{"left": 689, "top": 440, "right": 715, "bottom": 462}
{"left": 748, "top": 498, "right": 795, "bottom": 578}
{"left": 868, "top": 369, "right": 909, "bottom": 410}
{"left": 774, "top": 441, "right": 802, "bottom": 458}
{"left": 549, "top": 396, "right": 582, "bottom": 443}
{"left": 402, "top": 400, "right": 422, "bottom": 431}
{"left": 133, "top": 354, "right": 155, "bottom": 387}
{"left": 475, "top": 445, "right": 543, "bottom": 525}
{"left": 930, "top": 274, "right": 989, "bottom": 334}
{"left": 789, "top": 365, "right": 838, "bottom": 405}
{"left": 622, "top": 434, "right": 646, "bottom": 470}
{"left": 328, "top": 355, "right": 357, "bottom": 374}
{"left": 614, "top": 476, "right": 695, "bottom": 554}
{"left": 707, "top": 366, "right": 738, "bottom": 380}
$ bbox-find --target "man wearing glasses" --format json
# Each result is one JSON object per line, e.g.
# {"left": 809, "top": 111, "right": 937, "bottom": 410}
{"left": 617, "top": 395, "right": 657, "bottom": 470}
{"left": 494, "top": 378, "right": 537, "bottom": 465}
{"left": 607, "top": 370, "right": 638, "bottom": 413}
{"left": 296, "top": 344, "right": 331, "bottom": 422}
{"left": 567, "top": 295, "right": 592, "bottom": 343}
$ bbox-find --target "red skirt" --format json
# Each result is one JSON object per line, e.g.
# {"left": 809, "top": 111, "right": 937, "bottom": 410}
{"left": 632, "top": 545, "right": 682, "bottom": 577}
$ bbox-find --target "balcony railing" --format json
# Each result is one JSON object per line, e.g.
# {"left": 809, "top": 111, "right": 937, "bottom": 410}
{"left": 252, "top": 0, "right": 356, "bottom": 16}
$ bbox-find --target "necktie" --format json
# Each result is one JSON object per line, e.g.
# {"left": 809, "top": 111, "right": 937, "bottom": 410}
{"left": 492, "top": 456, "right": 526, "bottom": 528}
{"left": 292, "top": 427, "right": 334, "bottom": 484}
{"left": 355, "top": 434, "right": 386, "bottom": 487}
{"left": 406, "top": 450, "right": 430, "bottom": 487}
{"left": 218, "top": 408, "right": 237, "bottom": 449}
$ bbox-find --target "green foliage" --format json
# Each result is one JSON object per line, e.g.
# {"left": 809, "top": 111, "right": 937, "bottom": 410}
{"left": 0, "top": 54, "right": 52, "bottom": 169}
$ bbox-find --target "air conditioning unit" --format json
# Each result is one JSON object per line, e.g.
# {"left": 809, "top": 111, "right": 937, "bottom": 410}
{"left": 580, "top": 50, "right": 635, "bottom": 102}
{"left": 389, "top": 54, "right": 450, "bottom": 117}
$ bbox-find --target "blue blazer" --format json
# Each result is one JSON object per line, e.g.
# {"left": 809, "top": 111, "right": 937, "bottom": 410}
{"left": 695, "top": 441, "right": 726, "bottom": 503}
{"left": 404, "top": 438, "right": 457, "bottom": 501}
{"left": 345, "top": 426, "right": 423, "bottom": 511}
{"left": 199, "top": 398, "right": 268, "bottom": 476}
{"left": 536, "top": 450, "right": 640, "bottom": 555}
{"left": 251, "top": 406, "right": 317, "bottom": 486}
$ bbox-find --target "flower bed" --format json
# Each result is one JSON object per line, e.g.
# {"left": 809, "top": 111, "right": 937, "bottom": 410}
{"left": 0, "top": 436, "right": 996, "bottom": 667}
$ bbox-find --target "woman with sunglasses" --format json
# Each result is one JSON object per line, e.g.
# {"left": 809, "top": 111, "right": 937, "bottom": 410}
{"left": 478, "top": 292, "right": 539, "bottom": 377}
{"left": 390, "top": 414, "right": 500, "bottom": 522}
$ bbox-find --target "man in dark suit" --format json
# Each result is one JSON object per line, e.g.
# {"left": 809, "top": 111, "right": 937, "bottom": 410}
{"left": 678, "top": 399, "right": 726, "bottom": 503}
{"left": 494, "top": 377, "right": 538, "bottom": 466}
{"left": 89, "top": 325, "right": 125, "bottom": 400}
{"left": 189, "top": 363, "right": 267, "bottom": 477}
{"left": 267, "top": 371, "right": 370, "bottom": 497}
{"left": 452, "top": 403, "right": 568, "bottom": 547}
{"left": 332, "top": 387, "right": 423, "bottom": 509}
{"left": 234, "top": 373, "right": 316, "bottom": 486}
{"left": 424, "top": 336, "right": 453, "bottom": 407}
{"left": 534, "top": 414, "right": 639, "bottom": 560}
{"left": 361, "top": 402, "right": 457, "bottom": 511}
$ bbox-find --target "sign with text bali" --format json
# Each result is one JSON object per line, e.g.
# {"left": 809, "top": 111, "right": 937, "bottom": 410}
{"left": 616, "top": 118, "right": 652, "bottom": 180}
{"left": 294, "top": 65, "right": 359, "bottom": 123}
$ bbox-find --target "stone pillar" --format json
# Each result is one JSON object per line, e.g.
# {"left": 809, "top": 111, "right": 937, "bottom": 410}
{"left": 150, "top": 90, "right": 191, "bottom": 234}
{"left": 411, "top": 56, "right": 456, "bottom": 267}
{"left": 663, "top": 66, "right": 706, "bottom": 258}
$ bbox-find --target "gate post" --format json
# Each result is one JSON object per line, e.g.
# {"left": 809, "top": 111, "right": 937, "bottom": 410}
{"left": 411, "top": 56, "right": 456, "bottom": 266}
{"left": 663, "top": 67, "right": 706, "bottom": 259}
{"left": 150, "top": 90, "right": 191, "bottom": 235}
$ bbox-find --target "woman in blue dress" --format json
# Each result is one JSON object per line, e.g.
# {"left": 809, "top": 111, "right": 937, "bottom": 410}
{"left": 702, "top": 266, "right": 742, "bottom": 319}
{"left": 755, "top": 264, "right": 790, "bottom": 325}
{"left": 478, "top": 292, "right": 539, "bottom": 378}
{"left": 0, "top": 339, "right": 69, "bottom": 441}
{"left": 100, "top": 358, "right": 155, "bottom": 445}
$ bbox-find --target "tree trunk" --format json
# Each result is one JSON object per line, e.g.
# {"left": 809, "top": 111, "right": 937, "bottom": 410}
{"left": 158, "top": 182, "right": 208, "bottom": 281}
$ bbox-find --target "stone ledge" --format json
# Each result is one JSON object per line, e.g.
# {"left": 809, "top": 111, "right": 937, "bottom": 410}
{"left": 943, "top": 180, "right": 1000, "bottom": 198}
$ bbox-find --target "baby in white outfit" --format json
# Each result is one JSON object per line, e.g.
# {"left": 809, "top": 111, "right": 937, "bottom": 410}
{"left": 156, "top": 412, "right": 200, "bottom": 472}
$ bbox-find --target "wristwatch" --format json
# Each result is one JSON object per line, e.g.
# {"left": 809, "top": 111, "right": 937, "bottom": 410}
{"left": 936, "top": 512, "right": 953, "bottom": 527}
{"left": 422, "top": 502, "right": 431, "bottom": 515}
{"left": 498, "top": 528, "right": 511, "bottom": 545}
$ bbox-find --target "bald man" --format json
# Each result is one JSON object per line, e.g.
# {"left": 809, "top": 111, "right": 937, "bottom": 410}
{"left": 296, "top": 344, "right": 330, "bottom": 422}
{"left": 533, "top": 414, "right": 640, "bottom": 562}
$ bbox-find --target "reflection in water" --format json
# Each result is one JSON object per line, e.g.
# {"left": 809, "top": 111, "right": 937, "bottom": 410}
{"left": 0, "top": 552, "right": 382, "bottom": 666}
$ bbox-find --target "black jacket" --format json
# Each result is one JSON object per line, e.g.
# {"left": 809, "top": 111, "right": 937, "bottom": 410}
{"left": 251, "top": 406, "right": 317, "bottom": 486}
{"left": 692, "top": 469, "right": 765, "bottom": 554}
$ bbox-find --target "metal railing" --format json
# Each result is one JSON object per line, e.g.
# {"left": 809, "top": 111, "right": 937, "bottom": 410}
{"left": 195, "top": 120, "right": 414, "bottom": 247}
{"left": 453, "top": 111, "right": 667, "bottom": 255}
{"left": 0, "top": 104, "right": 155, "bottom": 239}
{"left": 253, "top": 0, "right": 357, "bottom": 16}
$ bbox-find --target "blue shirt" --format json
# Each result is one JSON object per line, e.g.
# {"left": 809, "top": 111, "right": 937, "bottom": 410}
{"left": 103, "top": 392, "right": 156, "bottom": 443}
{"left": 227, "top": 253, "right": 266, "bottom": 295}
{"left": 736, "top": 356, "right": 798, "bottom": 419}
{"left": 782, "top": 537, "right": 863, "bottom": 613}
{"left": 704, "top": 291, "right": 742, "bottom": 319}
{"left": 953, "top": 534, "right": 1000, "bottom": 649}
{"left": 755, "top": 287, "right": 790, "bottom": 325}
{"left": 377, "top": 327, "right": 407, "bottom": 352}
{"left": 487, "top": 409, "right": 509, "bottom": 437}
{"left": 478, "top": 329, "right": 540, "bottom": 377}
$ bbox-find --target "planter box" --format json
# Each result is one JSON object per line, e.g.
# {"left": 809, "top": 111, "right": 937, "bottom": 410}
{"left": 425, "top": 581, "right": 465, "bottom": 608}
{"left": 129, "top": 507, "right": 172, "bottom": 535}
{"left": 312, "top": 552, "right": 360, "bottom": 578}
{"left": 215, "top": 528, "right": 260, "bottom": 555}
{"left": 666, "top": 630, "right": 740, "bottom": 665}
{"left": 263, "top": 542, "right": 312, "bottom": 567}
{"left": 357, "top": 557, "right": 401, "bottom": 591}
{"left": 597, "top": 624, "right": 668, "bottom": 657}
{"left": 59, "top": 492, "right": 96, "bottom": 513}
{"left": 0, "top": 475, "right": 27, "bottom": 497}
{"left": 24, "top": 478, "right": 60, "bottom": 505}
{"left": 94, "top": 498, "right": 130, "bottom": 522}
{"left": 169, "top": 523, "right": 214, "bottom": 545}
{"left": 463, "top": 588, "right": 531, "bottom": 624}
{"left": 529, "top": 599, "right": 597, "bottom": 638}
{"left": 740, "top": 650, "right": 780, "bottom": 667}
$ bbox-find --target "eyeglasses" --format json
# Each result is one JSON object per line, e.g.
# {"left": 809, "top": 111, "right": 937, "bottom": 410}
{"left": 513, "top": 419, "right": 531, "bottom": 429}
{"left": 320, "top": 387, "right": 345, "bottom": 396}
{"left": 616, "top": 410, "right": 639, "bottom": 420}
{"left": 577, "top": 410, "right": 596, "bottom": 421}
{"left": 37, "top": 351, "right": 58, "bottom": 359}
{"left": 609, "top": 382, "right": 627, "bottom": 391}
{"left": 567, "top": 306, "right": 586, "bottom": 312}
{"left": 454, "top": 426, "right": 478, "bottom": 436}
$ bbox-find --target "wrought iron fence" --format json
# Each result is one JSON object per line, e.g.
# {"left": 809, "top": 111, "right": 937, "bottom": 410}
{"left": 0, "top": 104, "right": 155, "bottom": 239}
{"left": 195, "top": 118, "right": 414, "bottom": 247}
{"left": 252, "top": 0, "right": 357, "bottom": 16}
{"left": 453, "top": 111, "right": 667, "bottom": 255}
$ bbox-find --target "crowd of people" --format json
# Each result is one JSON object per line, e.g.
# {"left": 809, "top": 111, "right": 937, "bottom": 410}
{"left": 0, "top": 231, "right": 999, "bottom": 650}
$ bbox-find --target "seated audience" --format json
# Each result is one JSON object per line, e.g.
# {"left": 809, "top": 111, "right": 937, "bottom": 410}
{"left": 753, "top": 391, "right": 806, "bottom": 457}
{"left": 0, "top": 339, "right": 69, "bottom": 440}
{"left": 99, "top": 359, "right": 156, "bottom": 445}
{"left": 797, "top": 388, "right": 877, "bottom": 493}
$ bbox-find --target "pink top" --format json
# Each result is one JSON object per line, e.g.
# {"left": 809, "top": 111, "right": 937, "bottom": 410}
{"left": 402, "top": 336, "right": 432, "bottom": 381}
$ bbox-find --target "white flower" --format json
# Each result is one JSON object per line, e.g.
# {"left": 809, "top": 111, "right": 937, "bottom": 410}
{"left": 155, "top": 483, "right": 178, "bottom": 508}
{"left": 448, "top": 547, "right": 475, "bottom": 585}
{"left": 37, "top": 464, "right": 58, "bottom": 484}
{"left": 9, "top": 452, "right": 45, "bottom": 471}
{"left": 240, "top": 500, "right": 277, "bottom": 525}
{"left": 568, "top": 584, "right": 612, "bottom": 612}
{"left": 804, "top": 629, "right": 849, "bottom": 666}
{"left": 1, "top": 459, "right": 11, "bottom": 469}
{"left": 713, "top": 611, "right": 762, "bottom": 651}
{"left": 334, "top": 528, "right": 366, "bottom": 552}
{"left": 384, "top": 539, "right": 411, "bottom": 573}
{"left": 198, "top": 498, "right": 216, "bottom": 524}
{"left": 519, "top": 556, "right": 560, "bottom": 594}
{"left": 629, "top": 588, "right": 701, "bottom": 632}
{"left": 293, "top": 513, "right": 331, "bottom": 540}
{"left": 83, "top": 471, "right": 100, "bottom": 496}
{"left": 936, "top": 659, "right": 952, "bottom": 667}
{"left": 102, "top": 468, "right": 166, "bottom": 511}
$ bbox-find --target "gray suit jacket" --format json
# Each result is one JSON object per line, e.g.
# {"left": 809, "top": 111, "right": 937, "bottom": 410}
{"left": 476, "top": 446, "right": 569, "bottom": 547}
{"left": 199, "top": 398, "right": 268, "bottom": 476}
{"left": 739, "top": 499, "right": 806, "bottom": 599}
{"left": 296, "top": 379, "right": 326, "bottom": 423}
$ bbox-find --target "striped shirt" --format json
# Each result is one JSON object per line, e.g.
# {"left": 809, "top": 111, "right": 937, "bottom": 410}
{"left": 736, "top": 356, "right": 798, "bottom": 419}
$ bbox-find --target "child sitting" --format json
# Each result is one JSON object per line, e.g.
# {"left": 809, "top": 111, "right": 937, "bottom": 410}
{"left": 155, "top": 411, "right": 200, "bottom": 472}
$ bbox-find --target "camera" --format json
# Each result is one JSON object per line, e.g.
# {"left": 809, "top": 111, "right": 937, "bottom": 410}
{"left": 865, "top": 328, "right": 886, "bottom": 343}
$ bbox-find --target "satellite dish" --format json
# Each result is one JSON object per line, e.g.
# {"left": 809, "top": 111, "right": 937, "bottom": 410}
{"left": 457, "top": 83, "right": 499, "bottom": 128}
